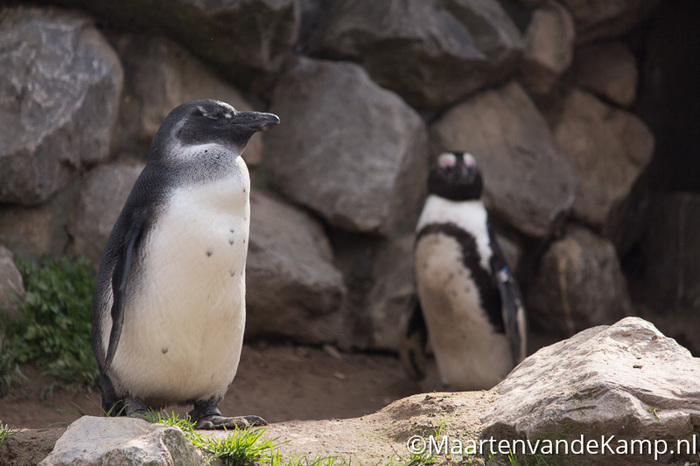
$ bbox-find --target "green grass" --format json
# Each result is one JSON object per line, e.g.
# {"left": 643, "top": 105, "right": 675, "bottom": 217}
{"left": 0, "top": 256, "right": 99, "bottom": 394}
{"left": 0, "top": 421, "right": 20, "bottom": 448}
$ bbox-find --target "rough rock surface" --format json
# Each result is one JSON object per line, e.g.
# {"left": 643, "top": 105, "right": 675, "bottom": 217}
{"left": 39, "top": 416, "right": 202, "bottom": 466}
{"left": 553, "top": 88, "right": 654, "bottom": 230}
{"left": 559, "top": 0, "right": 662, "bottom": 44}
{"left": 527, "top": 226, "right": 633, "bottom": 338}
{"left": 308, "top": 0, "right": 523, "bottom": 109}
{"left": 111, "top": 34, "right": 264, "bottom": 165}
{"left": 520, "top": 1, "right": 575, "bottom": 97}
{"left": 356, "top": 234, "right": 415, "bottom": 352}
{"left": 245, "top": 192, "right": 346, "bottom": 344}
{"left": 0, "top": 8, "right": 123, "bottom": 206}
{"left": 634, "top": 193, "right": 700, "bottom": 356}
{"left": 0, "top": 181, "right": 80, "bottom": 260}
{"left": 67, "top": 162, "right": 145, "bottom": 269}
{"left": 574, "top": 41, "right": 638, "bottom": 108}
{"left": 0, "top": 245, "right": 24, "bottom": 322}
{"left": 481, "top": 317, "right": 700, "bottom": 465}
{"left": 54, "top": 0, "right": 299, "bottom": 92}
{"left": 430, "top": 81, "right": 577, "bottom": 239}
{"left": 262, "top": 57, "right": 429, "bottom": 235}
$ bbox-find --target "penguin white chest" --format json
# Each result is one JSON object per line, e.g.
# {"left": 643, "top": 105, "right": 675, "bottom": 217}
{"left": 110, "top": 161, "right": 251, "bottom": 403}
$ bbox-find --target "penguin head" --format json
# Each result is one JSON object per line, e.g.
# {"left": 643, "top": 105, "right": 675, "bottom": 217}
{"left": 149, "top": 98, "right": 280, "bottom": 161}
{"left": 428, "top": 152, "right": 483, "bottom": 201}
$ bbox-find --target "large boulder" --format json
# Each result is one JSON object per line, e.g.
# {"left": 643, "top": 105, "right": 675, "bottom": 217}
{"left": 634, "top": 193, "right": 700, "bottom": 356}
{"left": 574, "top": 41, "right": 638, "bottom": 109}
{"left": 262, "top": 57, "right": 429, "bottom": 236}
{"left": 0, "top": 8, "right": 123, "bottom": 206}
{"left": 307, "top": 0, "right": 523, "bottom": 109}
{"left": 553, "top": 89, "right": 654, "bottom": 234}
{"left": 342, "top": 234, "right": 415, "bottom": 352}
{"left": 245, "top": 191, "right": 346, "bottom": 344}
{"left": 430, "top": 81, "right": 577, "bottom": 239}
{"left": 481, "top": 317, "right": 700, "bottom": 465}
{"left": 40, "top": 416, "right": 202, "bottom": 466}
{"left": 0, "top": 246, "right": 25, "bottom": 323}
{"left": 54, "top": 0, "right": 299, "bottom": 93}
{"left": 526, "top": 225, "right": 633, "bottom": 338}
{"left": 67, "top": 162, "right": 145, "bottom": 269}
{"left": 111, "top": 34, "right": 264, "bottom": 165}
{"left": 559, "top": 0, "right": 662, "bottom": 45}
{"left": 520, "top": 0, "right": 575, "bottom": 98}
{"left": 0, "top": 181, "right": 80, "bottom": 260}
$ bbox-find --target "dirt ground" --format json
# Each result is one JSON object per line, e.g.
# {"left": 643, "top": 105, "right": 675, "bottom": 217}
{"left": 0, "top": 342, "right": 443, "bottom": 430}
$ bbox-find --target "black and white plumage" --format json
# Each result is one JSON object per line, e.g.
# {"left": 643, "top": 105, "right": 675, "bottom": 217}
{"left": 91, "top": 98, "right": 279, "bottom": 429}
{"left": 399, "top": 152, "right": 527, "bottom": 390}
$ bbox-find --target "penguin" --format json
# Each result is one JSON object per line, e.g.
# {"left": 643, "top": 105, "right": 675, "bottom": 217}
{"left": 398, "top": 151, "right": 527, "bottom": 390}
{"left": 91, "top": 98, "right": 279, "bottom": 429}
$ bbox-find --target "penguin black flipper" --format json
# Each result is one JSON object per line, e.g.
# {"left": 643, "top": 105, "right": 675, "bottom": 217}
{"left": 489, "top": 233, "right": 527, "bottom": 366}
{"left": 398, "top": 294, "right": 428, "bottom": 381}
{"left": 104, "top": 217, "right": 145, "bottom": 374}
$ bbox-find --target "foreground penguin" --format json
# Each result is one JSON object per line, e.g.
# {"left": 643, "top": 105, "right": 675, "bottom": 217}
{"left": 92, "top": 99, "right": 279, "bottom": 429}
{"left": 399, "top": 152, "right": 527, "bottom": 390}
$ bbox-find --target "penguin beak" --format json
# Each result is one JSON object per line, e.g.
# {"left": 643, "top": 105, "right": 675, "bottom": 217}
{"left": 231, "top": 111, "right": 280, "bottom": 133}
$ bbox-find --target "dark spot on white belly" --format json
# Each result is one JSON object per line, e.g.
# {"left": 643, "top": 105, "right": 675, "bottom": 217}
{"left": 229, "top": 236, "right": 235, "bottom": 245}
{"left": 229, "top": 268, "right": 236, "bottom": 277}
{"left": 206, "top": 248, "right": 213, "bottom": 257}
{"left": 161, "top": 347, "right": 168, "bottom": 354}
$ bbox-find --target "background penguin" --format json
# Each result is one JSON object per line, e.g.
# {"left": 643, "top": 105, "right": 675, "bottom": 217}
{"left": 399, "top": 151, "right": 527, "bottom": 390}
{"left": 91, "top": 98, "right": 279, "bottom": 429}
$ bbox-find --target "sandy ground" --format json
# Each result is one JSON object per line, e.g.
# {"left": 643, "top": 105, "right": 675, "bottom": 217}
{"left": 0, "top": 342, "right": 443, "bottom": 430}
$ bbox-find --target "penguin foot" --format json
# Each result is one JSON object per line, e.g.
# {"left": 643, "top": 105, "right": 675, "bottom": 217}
{"left": 193, "top": 414, "right": 267, "bottom": 430}
{"left": 189, "top": 399, "right": 267, "bottom": 430}
{"left": 124, "top": 396, "right": 149, "bottom": 417}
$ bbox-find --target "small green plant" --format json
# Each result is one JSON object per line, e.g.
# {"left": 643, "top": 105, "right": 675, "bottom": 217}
{"left": 4, "top": 256, "right": 99, "bottom": 392}
{"left": 199, "top": 426, "right": 279, "bottom": 465}
{"left": 0, "top": 335, "right": 26, "bottom": 396}
{"left": 0, "top": 421, "right": 20, "bottom": 448}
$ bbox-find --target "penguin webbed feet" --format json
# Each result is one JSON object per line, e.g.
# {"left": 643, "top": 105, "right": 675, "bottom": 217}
{"left": 189, "top": 400, "right": 267, "bottom": 430}
{"left": 193, "top": 414, "right": 267, "bottom": 430}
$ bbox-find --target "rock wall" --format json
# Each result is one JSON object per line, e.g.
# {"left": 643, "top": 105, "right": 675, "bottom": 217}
{"left": 0, "top": 0, "right": 698, "bottom": 355}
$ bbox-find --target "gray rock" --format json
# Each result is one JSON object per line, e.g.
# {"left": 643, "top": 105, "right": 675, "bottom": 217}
{"left": 308, "top": 0, "right": 523, "bottom": 110}
{"left": 357, "top": 234, "right": 415, "bottom": 352}
{"left": 262, "top": 57, "right": 429, "bottom": 236}
{"left": 0, "top": 8, "right": 123, "bottom": 206}
{"left": 0, "top": 180, "right": 80, "bottom": 260}
{"left": 520, "top": 1, "right": 575, "bottom": 97}
{"left": 574, "top": 41, "right": 638, "bottom": 109}
{"left": 40, "top": 416, "right": 202, "bottom": 466}
{"left": 68, "top": 162, "right": 145, "bottom": 269}
{"left": 481, "top": 317, "right": 700, "bottom": 465}
{"left": 526, "top": 226, "right": 633, "bottom": 338}
{"left": 553, "top": 89, "right": 654, "bottom": 230}
{"left": 111, "top": 34, "right": 264, "bottom": 165}
{"left": 245, "top": 192, "right": 346, "bottom": 344}
{"left": 61, "top": 0, "right": 299, "bottom": 94}
{"left": 559, "top": 0, "right": 662, "bottom": 44}
{"left": 634, "top": 193, "right": 700, "bottom": 355}
{"left": 0, "top": 246, "right": 25, "bottom": 323}
{"left": 430, "top": 81, "right": 577, "bottom": 239}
